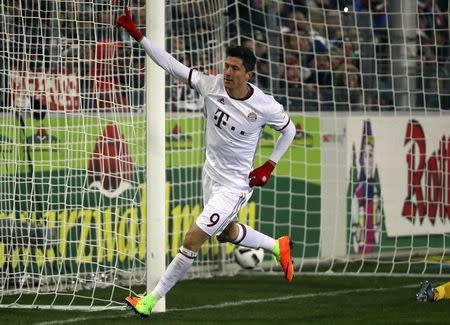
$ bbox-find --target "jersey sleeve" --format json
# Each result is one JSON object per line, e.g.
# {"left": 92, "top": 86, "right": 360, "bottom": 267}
{"left": 265, "top": 101, "right": 290, "bottom": 131}
{"left": 140, "top": 37, "right": 190, "bottom": 83}
{"left": 188, "top": 70, "right": 221, "bottom": 97}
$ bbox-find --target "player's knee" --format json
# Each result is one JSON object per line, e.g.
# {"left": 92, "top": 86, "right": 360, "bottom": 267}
{"left": 216, "top": 223, "right": 237, "bottom": 243}
{"left": 183, "top": 225, "right": 210, "bottom": 251}
{"left": 183, "top": 233, "right": 199, "bottom": 251}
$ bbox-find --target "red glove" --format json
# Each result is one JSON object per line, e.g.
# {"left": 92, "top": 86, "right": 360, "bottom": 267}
{"left": 116, "top": 6, "right": 143, "bottom": 42}
{"left": 249, "top": 161, "right": 275, "bottom": 187}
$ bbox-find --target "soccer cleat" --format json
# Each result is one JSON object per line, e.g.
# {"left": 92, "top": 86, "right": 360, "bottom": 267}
{"left": 416, "top": 281, "right": 435, "bottom": 302}
{"left": 125, "top": 294, "right": 158, "bottom": 317}
{"left": 277, "top": 236, "right": 294, "bottom": 282}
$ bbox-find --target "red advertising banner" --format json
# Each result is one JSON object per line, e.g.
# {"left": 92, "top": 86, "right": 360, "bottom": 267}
{"left": 11, "top": 68, "right": 80, "bottom": 111}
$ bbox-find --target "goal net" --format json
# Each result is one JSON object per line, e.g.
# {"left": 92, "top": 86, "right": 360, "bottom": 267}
{"left": 0, "top": 0, "right": 148, "bottom": 310}
{"left": 0, "top": 0, "right": 449, "bottom": 311}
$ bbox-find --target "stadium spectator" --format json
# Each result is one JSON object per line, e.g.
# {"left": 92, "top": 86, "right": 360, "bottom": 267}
{"left": 117, "top": 6, "right": 296, "bottom": 317}
{"left": 283, "top": 31, "right": 299, "bottom": 51}
{"left": 297, "top": 29, "right": 315, "bottom": 66}
{"left": 241, "top": 33, "right": 271, "bottom": 89}
{"left": 354, "top": 0, "right": 387, "bottom": 31}
{"left": 282, "top": 10, "right": 310, "bottom": 35}
{"left": 306, "top": 0, "right": 338, "bottom": 10}
{"left": 330, "top": 46, "right": 345, "bottom": 70}
{"left": 170, "top": 1, "right": 216, "bottom": 53}
{"left": 284, "top": 62, "right": 316, "bottom": 111}
{"left": 424, "top": 75, "right": 440, "bottom": 109}
{"left": 275, "top": 0, "right": 307, "bottom": 30}
{"left": 415, "top": 0, "right": 449, "bottom": 110}
{"left": 342, "top": 27, "right": 360, "bottom": 66}
{"left": 325, "top": 9, "right": 342, "bottom": 45}
{"left": 304, "top": 48, "right": 334, "bottom": 109}
{"left": 95, "top": 4, "right": 116, "bottom": 42}
{"left": 435, "top": 30, "right": 449, "bottom": 62}
{"left": 333, "top": 62, "right": 363, "bottom": 111}
{"left": 418, "top": 0, "right": 448, "bottom": 31}
{"left": 227, "top": 0, "right": 268, "bottom": 36}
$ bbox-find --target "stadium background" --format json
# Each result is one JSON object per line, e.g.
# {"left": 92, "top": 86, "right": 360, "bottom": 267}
{"left": 0, "top": 0, "right": 450, "bottom": 323}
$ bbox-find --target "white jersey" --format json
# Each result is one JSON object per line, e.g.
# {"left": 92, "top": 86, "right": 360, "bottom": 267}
{"left": 138, "top": 37, "right": 293, "bottom": 192}
{"left": 189, "top": 71, "right": 290, "bottom": 192}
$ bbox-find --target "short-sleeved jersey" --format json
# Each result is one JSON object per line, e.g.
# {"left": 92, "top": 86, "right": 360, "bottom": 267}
{"left": 189, "top": 70, "right": 290, "bottom": 192}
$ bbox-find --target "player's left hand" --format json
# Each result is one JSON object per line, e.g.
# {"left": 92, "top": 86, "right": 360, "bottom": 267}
{"left": 249, "top": 160, "right": 275, "bottom": 187}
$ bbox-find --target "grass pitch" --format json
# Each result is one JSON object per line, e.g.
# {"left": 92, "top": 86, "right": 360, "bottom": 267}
{"left": 2, "top": 274, "right": 449, "bottom": 325}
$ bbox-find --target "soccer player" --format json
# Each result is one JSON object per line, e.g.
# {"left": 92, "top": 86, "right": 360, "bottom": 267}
{"left": 116, "top": 7, "right": 297, "bottom": 317}
{"left": 417, "top": 281, "right": 450, "bottom": 302}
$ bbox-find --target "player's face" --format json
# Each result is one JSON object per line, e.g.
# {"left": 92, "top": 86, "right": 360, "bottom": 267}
{"left": 223, "top": 56, "right": 252, "bottom": 95}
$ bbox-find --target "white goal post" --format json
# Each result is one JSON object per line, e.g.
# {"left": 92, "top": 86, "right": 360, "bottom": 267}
{"left": 146, "top": 0, "right": 166, "bottom": 313}
{"left": 0, "top": 0, "right": 449, "bottom": 311}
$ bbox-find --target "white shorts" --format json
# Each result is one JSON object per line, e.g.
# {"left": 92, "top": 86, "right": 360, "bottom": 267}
{"left": 196, "top": 171, "right": 252, "bottom": 237}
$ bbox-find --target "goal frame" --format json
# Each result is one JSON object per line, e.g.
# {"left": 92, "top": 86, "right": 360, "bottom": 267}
{"left": 146, "top": 2, "right": 166, "bottom": 313}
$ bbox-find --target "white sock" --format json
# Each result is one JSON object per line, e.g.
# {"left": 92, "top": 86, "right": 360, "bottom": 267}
{"left": 152, "top": 246, "right": 197, "bottom": 299}
{"left": 232, "top": 223, "right": 276, "bottom": 251}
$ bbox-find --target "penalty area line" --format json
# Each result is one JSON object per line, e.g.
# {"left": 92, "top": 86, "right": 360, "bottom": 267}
{"left": 32, "top": 284, "right": 416, "bottom": 325}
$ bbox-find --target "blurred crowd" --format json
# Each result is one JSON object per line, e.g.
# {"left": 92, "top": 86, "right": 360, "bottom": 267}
{"left": 227, "top": 0, "right": 450, "bottom": 111}
{"left": 0, "top": 0, "right": 146, "bottom": 113}
{"left": 0, "top": 0, "right": 448, "bottom": 113}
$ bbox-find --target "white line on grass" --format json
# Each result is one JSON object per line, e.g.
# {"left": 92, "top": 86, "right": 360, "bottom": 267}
{"left": 32, "top": 284, "right": 416, "bottom": 325}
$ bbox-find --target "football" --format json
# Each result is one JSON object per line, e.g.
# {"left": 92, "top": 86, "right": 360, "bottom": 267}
{"left": 233, "top": 247, "right": 264, "bottom": 269}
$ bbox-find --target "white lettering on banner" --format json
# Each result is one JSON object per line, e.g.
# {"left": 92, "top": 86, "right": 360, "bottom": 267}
{"left": 347, "top": 117, "right": 450, "bottom": 237}
{"left": 10, "top": 69, "right": 80, "bottom": 111}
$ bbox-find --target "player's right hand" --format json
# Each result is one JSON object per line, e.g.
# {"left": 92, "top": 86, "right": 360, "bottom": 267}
{"left": 116, "top": 6, "right": 143, "bottom": 42}
{"left": 249, "top": 160, "right": 275, "bottom": 187}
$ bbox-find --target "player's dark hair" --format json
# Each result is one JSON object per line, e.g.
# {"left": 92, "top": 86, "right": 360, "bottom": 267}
{"left": 226, "top": 45, "right": 256, "bottom": 72}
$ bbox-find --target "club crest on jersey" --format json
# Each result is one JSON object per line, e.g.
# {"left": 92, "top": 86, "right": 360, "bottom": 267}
{"left": 247, "top": 112, "right": 257, "bottom": 122}
{"left": 217, "top": 98, "right": 225, "bottom": 105}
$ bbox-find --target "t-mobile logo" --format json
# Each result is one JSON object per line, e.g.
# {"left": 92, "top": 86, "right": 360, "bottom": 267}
{"left": 213, "top": 108, "right": 230, "bottom": 128}
{"left": 213, "top": 108, "right": 245, "bottom": 135}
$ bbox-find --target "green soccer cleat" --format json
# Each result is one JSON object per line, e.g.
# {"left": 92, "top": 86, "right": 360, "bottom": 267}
{"left": 416, "top": 281, "right": 435, "bottom": 302}
{"left": 125, "top": 293, "right": 158, "bottom": 317}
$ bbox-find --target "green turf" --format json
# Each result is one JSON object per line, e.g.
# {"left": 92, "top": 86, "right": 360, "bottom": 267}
{"left": 1, "top": 274, "right": 449, "bottom": 324}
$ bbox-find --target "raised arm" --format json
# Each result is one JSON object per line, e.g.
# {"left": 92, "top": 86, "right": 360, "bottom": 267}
{"left": 116, "top": 7, "right": 191, "bottom": 83}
